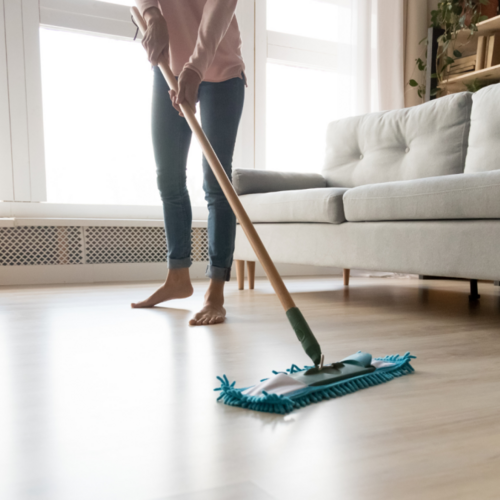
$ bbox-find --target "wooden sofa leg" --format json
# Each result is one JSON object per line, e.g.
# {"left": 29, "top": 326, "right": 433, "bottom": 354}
{"left": 247, "top": 261, "right": 256, "bottom": 290}
{"left": 235, "top": 260, "right": 245, "bottom": 290}
{"left": 343, "top": 269, "right": 350, "bottom": 287}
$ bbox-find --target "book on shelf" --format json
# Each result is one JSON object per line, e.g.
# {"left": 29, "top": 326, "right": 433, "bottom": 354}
{"left": 447, "top": 67, "right": 476, "bottom": 77}
{"left": 449, "top": 62, "right": 476, "bottom": 72}
{"left": 447, "top": 54, "right": 476, "bottom": 76}
{"left": 451, "top": 55, "right": 477, "bottom": 67}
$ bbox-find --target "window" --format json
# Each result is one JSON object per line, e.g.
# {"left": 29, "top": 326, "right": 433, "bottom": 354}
{"left": 98, "top": 0, "right": 133, "bottom": 5}
{"left": 267, "top": 0, "right": 352, "bottom": 43}
{"left": 266, "top": 63, "right": 352, "bottom": 173}
{"left": 262, "top": 0, "right": 380, "bottom": 172}
{"left": 40, "top": 27, "right": 206, "bottom": 207}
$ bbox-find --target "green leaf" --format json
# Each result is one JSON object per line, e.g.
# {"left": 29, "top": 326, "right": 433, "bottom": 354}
{"left": 453, "top": 50, "right": 462, "bottom": 58}
{"left": 409, "top": 79, "right": 419, "bottom": 87}
{"left": 478, "top": 15, "right": 489, "bottom": 22}
{"left": 416, "top": 57, "right": 426, "bottom": 71}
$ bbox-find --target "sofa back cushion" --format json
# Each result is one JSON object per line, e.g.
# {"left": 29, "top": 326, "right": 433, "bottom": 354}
{"left": 322, "top": 92, "right": 473, "bottom": 188}
{"left": 464, "top": 83, "right": 500, "bottom": 173}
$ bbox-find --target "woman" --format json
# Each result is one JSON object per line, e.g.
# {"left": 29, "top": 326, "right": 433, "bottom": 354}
{"left": 131, "top": 0, "right": 245, "bottom": 326}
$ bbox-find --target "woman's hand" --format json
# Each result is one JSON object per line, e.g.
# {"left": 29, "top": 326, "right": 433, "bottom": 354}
{"left": 169, "top": 68, "right": 202, "bottom": 117}
{"left": 142, "top": 7, "right": 169, "bottom": 66}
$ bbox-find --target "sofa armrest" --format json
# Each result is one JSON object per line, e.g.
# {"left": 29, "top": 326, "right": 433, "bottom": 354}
{"left": 232, "top": 169, "right": 327, "bottom": 196}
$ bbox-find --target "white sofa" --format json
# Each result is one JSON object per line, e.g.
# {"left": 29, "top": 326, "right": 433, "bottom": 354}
{"left": 232, "top": 83, "right": 500, "bottom": 291}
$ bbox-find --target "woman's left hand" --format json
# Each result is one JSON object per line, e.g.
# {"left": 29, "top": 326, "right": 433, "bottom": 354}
{"left": 169, "top": 68, "right": 202, "bottom": 117}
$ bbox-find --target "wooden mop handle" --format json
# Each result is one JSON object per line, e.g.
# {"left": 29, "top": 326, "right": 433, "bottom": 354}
{"left": 131, "top": 7, "right": 296, "bottom": 312}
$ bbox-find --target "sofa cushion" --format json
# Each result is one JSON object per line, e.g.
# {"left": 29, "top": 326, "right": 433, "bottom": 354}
{"left": 323, "top": 91, "right": 473, "bottom": 188}
{"left": 233, "top": 168, "right": 326, "bottom": 195}
{"left": 464, "top": 83, "right": 500, "bottom": 173}
{"left": 240, "top": 188, "right": 349, "bottom": 224}
{"left": 343, "top": 170, "right": 500, "bottom": 222}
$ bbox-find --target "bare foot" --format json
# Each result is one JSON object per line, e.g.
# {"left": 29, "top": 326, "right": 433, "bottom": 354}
{"left": 131, "top": 268, "right": 193, "bottom": 308}
{"left": 189, "top": 279, "right": 226, "bottom": 326}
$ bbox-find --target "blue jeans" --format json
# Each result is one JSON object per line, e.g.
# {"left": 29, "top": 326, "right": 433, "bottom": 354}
{"left": 151, "top": 67, "right": 245, "bottom": 281}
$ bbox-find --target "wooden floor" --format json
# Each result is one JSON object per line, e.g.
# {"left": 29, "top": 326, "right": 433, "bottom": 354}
{"left": 1, "top": 276, "right": 500, "bottom": 500}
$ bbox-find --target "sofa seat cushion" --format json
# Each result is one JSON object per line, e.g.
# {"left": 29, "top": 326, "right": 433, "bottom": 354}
{"left": 240, "top": 188, "right": 349, "bottom": 224}
{"left": 343, "top": 170, "right": 500, "bottom": 222}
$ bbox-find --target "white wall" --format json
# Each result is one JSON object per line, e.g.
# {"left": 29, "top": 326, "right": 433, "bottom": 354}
{"left": 428, "top": 0, "right": 439, "bottom": 23}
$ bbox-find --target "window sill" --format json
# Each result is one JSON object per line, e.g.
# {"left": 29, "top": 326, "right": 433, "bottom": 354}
{"left": 0, "top": 217, "right": 208, "bottom": 228}
{"left": 0, "top": 202, "right": 209, "bottom": 223}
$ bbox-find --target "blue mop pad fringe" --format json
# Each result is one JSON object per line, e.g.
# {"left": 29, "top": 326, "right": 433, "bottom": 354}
{"left": 215, "top": 353, "right": 416, "bottom": 414}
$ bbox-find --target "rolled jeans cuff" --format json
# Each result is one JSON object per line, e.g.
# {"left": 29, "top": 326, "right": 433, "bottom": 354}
{"left": 206, "top": 265, "right": 231, "bottom": 282}
{"left": 168, "top": 257, "right": 192, "bottom": 269}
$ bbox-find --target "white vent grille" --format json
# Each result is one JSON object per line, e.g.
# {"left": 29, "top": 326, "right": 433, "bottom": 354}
{"left": 0, "top": 226, "right": 209, "bottom": 266}
{"left": 85, "top": 226, "right": 167, "bottom": 264}
{"left": 0, "top": 226, "right": 83, "bottom": 266}
{"left": 191, "top": 227, "right": 209, "bottom": 262}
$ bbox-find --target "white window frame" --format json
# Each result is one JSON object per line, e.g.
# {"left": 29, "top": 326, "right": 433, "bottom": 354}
{"left": 1, "top": 0, "right": 46, "bottom": 202}
{"left": 0, "top": 0, "right": 256, "bottom": 220}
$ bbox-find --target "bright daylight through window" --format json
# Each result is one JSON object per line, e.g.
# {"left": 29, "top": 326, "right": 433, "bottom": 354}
{"left": 265, "top": 0, "right": 356, "bottom": 173}
{"left": 267, "top": 0, "right": 352, "bottom": 43}
{"left": 40, "top": 27, "right": 205, "bottom": 206}
{"left": 40, "top": 0, "right": 363, "bottom": 205}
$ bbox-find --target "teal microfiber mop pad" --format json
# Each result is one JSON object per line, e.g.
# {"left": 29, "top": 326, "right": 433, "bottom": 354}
{"left": 215, "top": 352, "right": 415, "bottom": 414}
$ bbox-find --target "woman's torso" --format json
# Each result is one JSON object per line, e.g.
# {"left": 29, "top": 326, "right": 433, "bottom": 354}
{"left": 157, "top": 0, "right": 245, "bottom": 82}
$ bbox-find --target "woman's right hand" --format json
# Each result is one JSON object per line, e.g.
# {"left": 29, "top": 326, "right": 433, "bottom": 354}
{"left": 142, "top": 7, "right": 169, "bottom": 66}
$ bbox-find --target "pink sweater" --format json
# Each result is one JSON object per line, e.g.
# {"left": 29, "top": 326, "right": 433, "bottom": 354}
{"left": 136, "top": 0, "right": 245, "bottom": 83}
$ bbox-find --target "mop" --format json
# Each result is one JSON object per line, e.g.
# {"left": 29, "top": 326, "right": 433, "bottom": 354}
{"left": 131, "top": 7, "right": 415, "bottom": 414}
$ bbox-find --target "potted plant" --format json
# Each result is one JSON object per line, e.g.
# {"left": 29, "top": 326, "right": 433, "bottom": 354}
{"left": 409, "top": 0, "right": 498, "bottom": 100}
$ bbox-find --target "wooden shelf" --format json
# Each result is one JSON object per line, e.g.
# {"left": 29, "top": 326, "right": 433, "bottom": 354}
{"left": 442, "top": 63, "right": 500, "bottom": 87}
{"left": 441, "top": 15, "right": 500, "bottom": 90}
{"left": 456, "top": 14, "right": 500, "bottom": 43}
{"left": 474, "top": 14, "right": 500, "bottom": 36}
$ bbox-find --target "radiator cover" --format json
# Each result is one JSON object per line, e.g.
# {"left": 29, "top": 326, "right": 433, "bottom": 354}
{"left": 0, "top": 226, "right": 209, "bottom": 266}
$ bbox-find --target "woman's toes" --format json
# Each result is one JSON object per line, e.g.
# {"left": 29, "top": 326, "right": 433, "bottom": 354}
{"left": 189, "top": 306, "right": 226, "bottom": 326}
{"left": 189, "top": 313, "right": 203, "bottom": 325}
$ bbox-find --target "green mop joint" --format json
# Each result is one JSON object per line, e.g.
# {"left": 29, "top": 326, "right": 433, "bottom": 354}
{"left": 286, "top": 307, "right": 322, "bottom": 365}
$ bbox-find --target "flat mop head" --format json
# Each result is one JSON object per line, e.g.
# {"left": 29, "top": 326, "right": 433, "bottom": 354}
{"left": 215, "top": 352, "right": 415, "bottom": 414}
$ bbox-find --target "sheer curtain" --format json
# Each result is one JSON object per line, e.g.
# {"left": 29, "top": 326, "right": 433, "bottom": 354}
{"left": 352, "top": 0, "right": 406, "bottom": 115}
{"left": 265, "top": 0, "right": 407, "bottom": 174}
{"left": 351, "top": 0, "right": 427, "bottom": 279}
